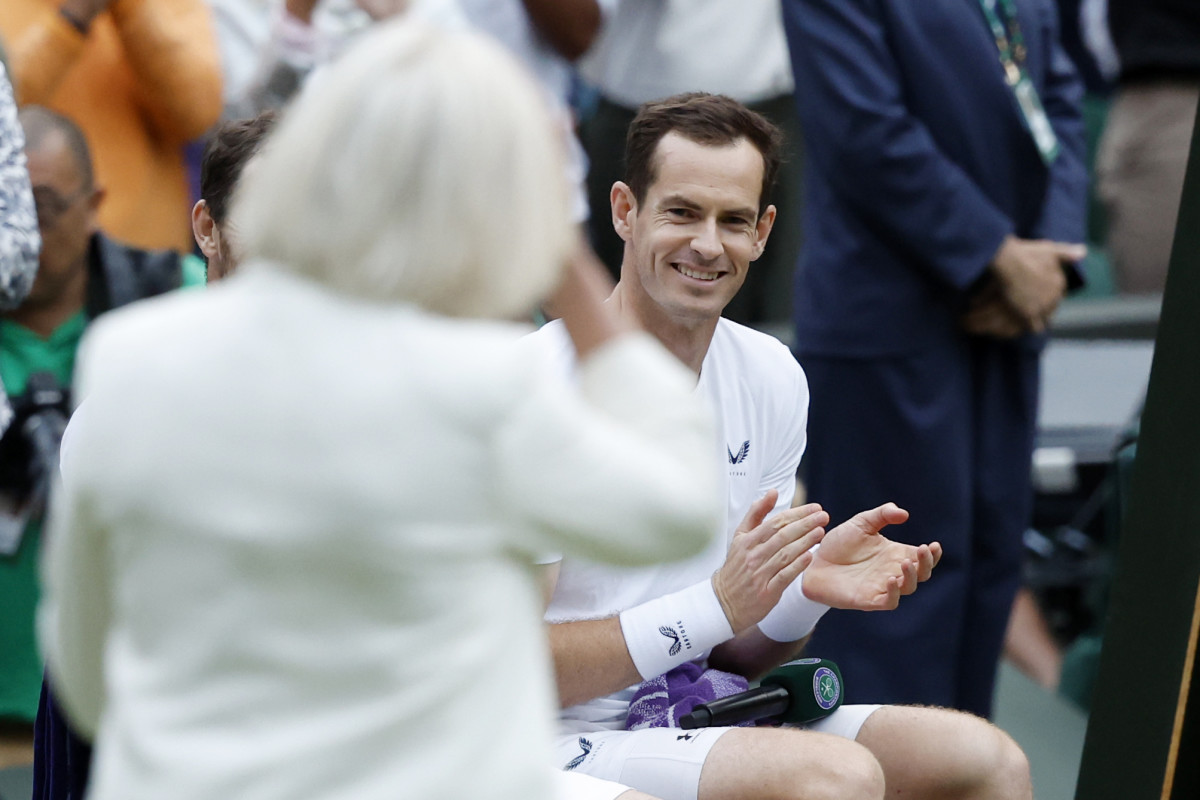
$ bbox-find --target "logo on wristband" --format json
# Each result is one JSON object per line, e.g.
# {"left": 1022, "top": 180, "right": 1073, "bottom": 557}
{"left": 659, "top": 626, "right": 683, "bottom": 656}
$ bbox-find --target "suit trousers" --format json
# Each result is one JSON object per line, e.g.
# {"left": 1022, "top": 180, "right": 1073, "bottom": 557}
{"left": 798, "top": 336, "right": 1040, "bottom": 718}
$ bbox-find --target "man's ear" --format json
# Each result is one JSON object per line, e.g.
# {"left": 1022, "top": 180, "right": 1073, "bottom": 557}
{"left": 191, "top": 200, "right": 219, "bottom": 260}
{"left": 611, "top": 181, "right": 637, "bottom": 244}
{"left": 84, "top": 185, "right": 106, "bottom": 236}
{"left": 751, "top": 203, "right": 777, "bottom": 261}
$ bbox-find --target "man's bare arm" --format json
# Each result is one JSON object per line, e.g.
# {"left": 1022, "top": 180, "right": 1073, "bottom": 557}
{"left": 548, "top": 618, "right": 642, "bottom": 708}
{"left": 546, "top": 496, "right": 827, "bottom": 707}
{"left": 708, "top": 628, "right": 810, "bottom": 682}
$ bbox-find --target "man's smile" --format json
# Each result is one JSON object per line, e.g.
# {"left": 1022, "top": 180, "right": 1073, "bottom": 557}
{"left": 673, "top": 263, "right": 722, "bottom": 282}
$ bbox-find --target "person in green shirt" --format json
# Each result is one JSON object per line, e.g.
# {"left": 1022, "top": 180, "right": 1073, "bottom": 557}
{"left": 27, "top": 108, "right": 276, "bottom": 799}
{"left": 0, "top": 106, "right": 201, "bottom": 751}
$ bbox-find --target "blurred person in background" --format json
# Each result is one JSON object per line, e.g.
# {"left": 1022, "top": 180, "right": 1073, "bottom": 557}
{"left": 189, "top": 112, "right": 277, "bottom": 281}
{"left": 0, "top": 105, "right": 195, "bottom": 777}
{"left": 1094, "top": 0, "right": 1200, "bottom": 295}
{"left": 208, "top": 0, "right": 601, "bottom": 229}
{"left": 0, "top": 54, "right": 42, "bottom": 772}
{"left": 29, "top": 112, "right": 269, "bottom": 800}
{"left": 0, "top": 0, "right": 223, "bottom": 253}
{"left": 207, "top": 0, "right": 407, "bottom": 120}
{"left": 38, "top": 21, "right": 721, "bottom": 800}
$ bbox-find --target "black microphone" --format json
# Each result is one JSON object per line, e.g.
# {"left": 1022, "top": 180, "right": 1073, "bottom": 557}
{"left": 678, "top": 658, "right": 843, "bottom": 729}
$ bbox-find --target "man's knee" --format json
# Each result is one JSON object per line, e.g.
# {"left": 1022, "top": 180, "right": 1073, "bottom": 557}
{"left": 971, "top": 724, "right": 1031, "bottom": 799}
{"left": 799, "top": 745, "right": 885, "bottom": 800}
{"left": 855, "top": 706, "right": 1031, "bottom": 800}
{"left": 700, "top": 728, "right": 885, "bottom": 800}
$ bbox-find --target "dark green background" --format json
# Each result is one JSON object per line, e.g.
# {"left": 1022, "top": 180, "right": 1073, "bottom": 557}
{"left": 1074, "top": 105, "right": 1200, "bottom": 800}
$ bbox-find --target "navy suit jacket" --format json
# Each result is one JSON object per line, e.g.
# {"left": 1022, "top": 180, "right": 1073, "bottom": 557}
{"left": 784, "top": 0, "right": 1088, "bottom": 357}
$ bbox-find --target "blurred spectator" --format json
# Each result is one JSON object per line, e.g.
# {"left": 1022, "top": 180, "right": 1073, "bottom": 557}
{"left": 207, "top": 0, "right": 403, "bottom": 120}
{"left": 0, "top": 54, "right": 41, "bottom": 770}
{"left": 190, "top": 112, "right": 277, "bottom": 281}
{"left": 577, "top": 0, "right": 802, "bottom": 326}
{"left": 209, "top": 0, "right": 599, "bottom": 221}
{"left": 1095, "top": 0, "right": 1200, "bottom": 295}
{"left": 0, "top": 0, "right": 223, "bottom": 253}
{"left": 0, "top": 106, "right": 197, "bottom": 764}
{"left": 785, "top": 0, "right": 1088, "bottom": 717}
{"left": 446, "top": 0, "right": 600, "bottom": 222}
{"left": 1054, "top": 0, "right": 1114, "bottom": 93}
{"left": 30, "top": 111, "right": 271, "bottom": 800}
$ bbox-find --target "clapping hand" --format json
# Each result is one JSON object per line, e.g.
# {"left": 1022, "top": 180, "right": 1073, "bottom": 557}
{"left": 712, "top": 491, "right": 828, "bottom": 633}
{"left": 801, "top": 503, "right": 941, "bottom": 611}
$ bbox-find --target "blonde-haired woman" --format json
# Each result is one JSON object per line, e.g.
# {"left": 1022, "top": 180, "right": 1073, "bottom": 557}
{"left": 39, "top": 21, "right": 719, "bottom": 800}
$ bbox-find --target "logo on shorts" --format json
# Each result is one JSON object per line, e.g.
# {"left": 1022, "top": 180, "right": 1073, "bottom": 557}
{"left": 659, "top": 626, "right": 683, "bottom": 656}
{"left": 564, "top": 737, "right": 592, "bottom": 771}
{"left": 727, "top": 440, "right": 751, "bottom": 465}
{"left": 813, "top": 667, "right": 840, "bottom": 710}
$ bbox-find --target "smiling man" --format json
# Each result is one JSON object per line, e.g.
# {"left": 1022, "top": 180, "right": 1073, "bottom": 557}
{"left": 533, "top": 93, "right": 1036, "bottom": 800}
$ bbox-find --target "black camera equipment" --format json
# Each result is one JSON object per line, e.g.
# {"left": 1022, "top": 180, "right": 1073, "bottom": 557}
{"left": 0, "top": 371, "right": 71, "bottom": 555}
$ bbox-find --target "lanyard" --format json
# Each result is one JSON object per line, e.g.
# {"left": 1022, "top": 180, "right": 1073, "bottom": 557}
{"left": 976, "top": 0, "right": 1059, "bottom": 164}
{"left": 979, "top": 0, "right": 1027, "bottom": 86}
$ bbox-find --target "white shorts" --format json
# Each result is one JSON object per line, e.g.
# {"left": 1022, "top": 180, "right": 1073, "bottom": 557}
{"left": 553, "top": 704, "right": 882, "bottom": 800}
{"left": 555, "top": 771, "right": 637, "bottom": 800}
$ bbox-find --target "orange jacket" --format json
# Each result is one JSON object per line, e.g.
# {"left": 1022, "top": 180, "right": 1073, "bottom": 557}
{"left": 1, "top": 0, "right": 223, "bottom": 252}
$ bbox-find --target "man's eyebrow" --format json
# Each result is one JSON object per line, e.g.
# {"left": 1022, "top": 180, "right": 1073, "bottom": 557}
{"left": 724, "top": 205, "right": 760, "bottom": 220}
{"left": 656, "top": 194, "right": 759, "bottom": 219}
{"left": 657, "top": 194, "right": 702, "bottom": 211}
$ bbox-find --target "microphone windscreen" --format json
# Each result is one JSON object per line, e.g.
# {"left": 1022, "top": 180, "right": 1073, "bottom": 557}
{"left": 759, "top": 658, "right": 843, "bottom": 724}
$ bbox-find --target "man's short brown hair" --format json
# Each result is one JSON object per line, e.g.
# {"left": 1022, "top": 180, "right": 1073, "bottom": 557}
{"left": 624, "top": 93, "right": 783, "bottom": 216}
{"left": 200, "top": 112, "right": 277, "bottom": 225}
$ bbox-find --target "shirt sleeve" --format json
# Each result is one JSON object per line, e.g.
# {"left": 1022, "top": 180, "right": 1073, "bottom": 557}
{"left": 760, "top": 356, "right": 809, "bottom": 519}
{"left": 0, "top": 61, "right": 39, "bottom": 311}
{"left": 495, "top": 331, "right": 723, "bottom": 567}
{"left": 108, "top": 0, "right": 224, "bottom": 141}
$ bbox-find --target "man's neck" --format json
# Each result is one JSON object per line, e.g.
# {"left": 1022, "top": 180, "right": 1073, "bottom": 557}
{"left": 609, "top": 283, "right": 719, "bottom": 375}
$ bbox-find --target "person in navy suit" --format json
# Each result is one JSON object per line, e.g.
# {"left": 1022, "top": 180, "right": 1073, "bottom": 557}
{"left": 783, "top": 0, "right": 1088, "bottom": 717}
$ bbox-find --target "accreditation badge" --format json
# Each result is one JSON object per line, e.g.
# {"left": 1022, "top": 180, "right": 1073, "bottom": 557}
{"left": 1013, "top": 74, "right": 1059, "bottom": 166}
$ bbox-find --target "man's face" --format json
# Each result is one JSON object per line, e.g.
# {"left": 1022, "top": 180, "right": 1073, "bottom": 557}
{"left": 614, "top": 132, "right": 775, "bottom": 325}
{"left": 25, "top": 132, "right": 102, "bottom": 307}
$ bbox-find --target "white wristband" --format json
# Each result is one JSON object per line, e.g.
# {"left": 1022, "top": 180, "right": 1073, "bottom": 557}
{"left": 619, "top": 580, "right": 734, "bottom": 681}
{"left": 756, "top": 546, "right": 831, "bottom": 642}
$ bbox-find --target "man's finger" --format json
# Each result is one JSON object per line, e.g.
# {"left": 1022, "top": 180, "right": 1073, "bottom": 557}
{"left": 1051, "top": 242, "right": 1087, "bottom": 262}
{"left": 767, "top": 505, "right": 828, "bottom": 545}
{"left": 846, "top": 502, "right": 909, "bottom": 534}
{"left": 769, "top": 523, "right": 826, "bottom": 572}
{"left": 734, "top": 490, "right": 778, "bottom": 536}
{"left": 963, "top": 304, "right": 1024, "bottom": 338}
{"left": 766, "top": 537, "right": 820, "bottom": 595}
{"left": 745, "top": 502, "right": 825, "bottom": 549}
